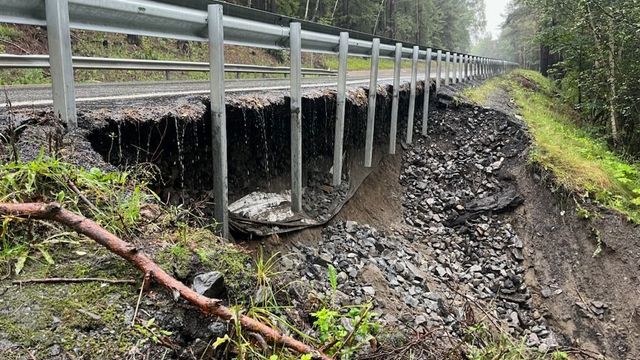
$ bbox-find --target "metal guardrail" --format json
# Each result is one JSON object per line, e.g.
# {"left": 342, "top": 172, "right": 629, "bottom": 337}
{"left": 0, "top": 54, "right": 337, "bottom": 75}
{"left": 0, "top": 0, "right": 518, "bottom": 237}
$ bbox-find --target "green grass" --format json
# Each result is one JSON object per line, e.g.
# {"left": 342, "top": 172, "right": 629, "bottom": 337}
{"left": 0, "top": 154, "right": 158, "bottom": 274}
{"left": 464, "top": 323, "right": 569, "bottom": 360}
{"left": 322, "top": 56, "right": 396, "bottom": 71}
{"left": 464, "top": 69, "right": 640, "bottom": 223}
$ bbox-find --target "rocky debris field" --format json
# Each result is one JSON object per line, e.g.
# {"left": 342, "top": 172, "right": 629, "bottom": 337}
{"left": 281, "top": 103, "right": 571, "bottom": 356}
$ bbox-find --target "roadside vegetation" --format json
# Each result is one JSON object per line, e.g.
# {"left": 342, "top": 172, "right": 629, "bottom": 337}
{"left": 0, "top": 26, "right": 329, "bottom": 85}
{"left": 465, "top": 69, "right": 640, "bottom": 224}
{"left": 0, "top": 145, "right": 383, "bottom": 359}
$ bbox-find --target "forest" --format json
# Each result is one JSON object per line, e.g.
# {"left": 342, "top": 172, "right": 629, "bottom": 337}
{"left": 477, "top": 0, "right": 640, "bottom": 155}
{"left": 221, "top": 0, "right": 486, "bottom": 52}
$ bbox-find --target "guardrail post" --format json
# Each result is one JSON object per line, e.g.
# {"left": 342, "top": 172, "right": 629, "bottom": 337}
{"left": 459, "top": 54, "right": 464, "bottom": 83}
{"left": 389, "top": 42, "right": 402, "bottom": 154}
{"left": 458, "top": 53, "right": 462, "bottom": 83}
{"left": 435, "top": 49, "right": 442, "bottom": 92}
{"left": 406, "top": 45, "right": 419, "bottom": 144}
{"left": 466, "top": 55, "right": 470, "bottom": 81}
{"left": 483, "top": 58, "right": 487, "bottom": 78}
{"left": 364, "top": 38, "right": 380, "bottom": 168}
{"left": 463, "top": 55, "right": 468, "bottom": 81}
{"left": 474, "top": 57, "right": 479, "bottom": 79}
{"left": 444, "top": 51, "right": 451, "bottom": 86}
{"left": 452, "top": 53, "right": 458, "bottom": 83}
{"left": 45, "top": 0, "right": 77, "bottom": 129}
{"left": 421, "top": 48, "right": 432, "bottom": 136}
{"left": 332, "top": 32, "right": 349, "bottom": 186}
{"left": 208, "top": 4, "right": 228, "bottom": 238}
{"left": 290, "top": 22, "right": 303, "bottom": 212}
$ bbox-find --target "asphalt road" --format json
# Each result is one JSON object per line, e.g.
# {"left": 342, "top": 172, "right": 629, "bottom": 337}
{"left": 1, "top": 69, "right": 453, "bottom": 111}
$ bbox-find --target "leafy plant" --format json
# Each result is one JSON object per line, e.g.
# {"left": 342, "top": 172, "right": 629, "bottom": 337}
{"left": 133, "top": 318, "right": 173, "bottom": 345}
{"left": 309, "top": 265, "right": 381, "bottom": 359}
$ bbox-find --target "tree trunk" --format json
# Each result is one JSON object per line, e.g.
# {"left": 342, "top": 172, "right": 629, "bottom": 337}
{"left": 331, "top": 0, "right": 339, "bottom": 24}
{"left": 606, "top": 16, "right": 619, "bottom": 144}
{"left": 311, "top": 0, "right": 321, "bottom": 21}
{"left": 304, "top": 0, "right": 310, "bottom": 19}
{"left": 373, "top": 0, "right": 385, "bottom": 35}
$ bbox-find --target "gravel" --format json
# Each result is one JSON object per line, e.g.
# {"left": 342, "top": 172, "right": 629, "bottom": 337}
{"left": 285, "top": 104, "right": 562, "bottom": 351}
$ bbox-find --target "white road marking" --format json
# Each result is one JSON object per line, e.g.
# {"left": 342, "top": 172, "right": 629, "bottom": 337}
{"left": 1, "top": 75, "right": 437, "bottom": 108}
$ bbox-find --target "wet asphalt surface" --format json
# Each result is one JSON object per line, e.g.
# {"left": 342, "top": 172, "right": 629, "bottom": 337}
{"left": 1, "top": 69, "right": 458, "bottom": 111}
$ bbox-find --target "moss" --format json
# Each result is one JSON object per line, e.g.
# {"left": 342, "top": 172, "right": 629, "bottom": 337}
{"left": 156, "top": 228, "right": 254, "bottom": 302}
{"left": 0, "top": 270, "right": 139, "bottom": 358}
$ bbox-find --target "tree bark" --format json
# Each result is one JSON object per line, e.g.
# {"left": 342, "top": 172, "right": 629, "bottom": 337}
{"left": 1, "top": 202, "right": 330, "bottom": 360}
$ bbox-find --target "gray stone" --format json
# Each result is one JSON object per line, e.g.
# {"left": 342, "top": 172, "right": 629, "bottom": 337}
{"left": 50, "top": 344, "right": 61, "bottom": 356}
{"left": 192, "top": 271, "right": 225, "bottom": 299}
{"left": 0, "top": 339, "right": 17, "bottom": 351}
{"left": 345, "top": 221, "right": 358, "bottom": 233}
{"left": 527, "top": 332, "right": 540, "bottom": 346}
{"left": 362, "top": 286, "right": 376, "bottom": 296}
{"left": 208, "top": 322, "right": 228, "bottom": 338}
{"left": 404, "top": 295, "right": 420, "bottom": 308}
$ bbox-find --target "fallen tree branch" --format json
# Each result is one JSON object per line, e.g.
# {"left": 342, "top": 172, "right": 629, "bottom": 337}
{"left": 0, "top": 202, "right": 330, "bottom": 360}
{"left": 12, "top": 277, "right": 136, "bottom": 285}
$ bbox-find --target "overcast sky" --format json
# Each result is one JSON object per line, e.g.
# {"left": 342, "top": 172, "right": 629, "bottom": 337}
{"left": 484, "top": 0, "right": 510, "bottom": 39}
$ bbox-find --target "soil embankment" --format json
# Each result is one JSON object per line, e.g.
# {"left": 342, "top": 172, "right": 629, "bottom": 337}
{"left": 2, "top": 75, "right": 638, "bottom": 359}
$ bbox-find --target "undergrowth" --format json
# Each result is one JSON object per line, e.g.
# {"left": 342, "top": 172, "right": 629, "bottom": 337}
{"left": 0, "top": 154, "right": 157, "bottom": 272}
{"left": 464, "top": 323, "right": 569, "bottom": 360}
{"left": 464, "top": 69, "right": 640, "bottom": 223}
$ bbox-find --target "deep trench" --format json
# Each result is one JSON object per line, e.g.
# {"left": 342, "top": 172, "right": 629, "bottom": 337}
{"left": 87, "top": 82, "right": 427, "bottom": 219}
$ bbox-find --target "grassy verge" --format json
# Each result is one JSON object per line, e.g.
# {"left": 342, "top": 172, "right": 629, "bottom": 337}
{"left": 322, "top": 56, "right": 396, "bottom": 71}
{"left": 464, "top": 69, "right": 640, "bottom": 223}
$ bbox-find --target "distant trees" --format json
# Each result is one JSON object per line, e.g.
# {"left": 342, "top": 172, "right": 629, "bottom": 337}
{"left": 494, "top": 0, "right": 640, "bottom": 152}
{"left": 225, "top": 0, "right": 486, "bottom": 52}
